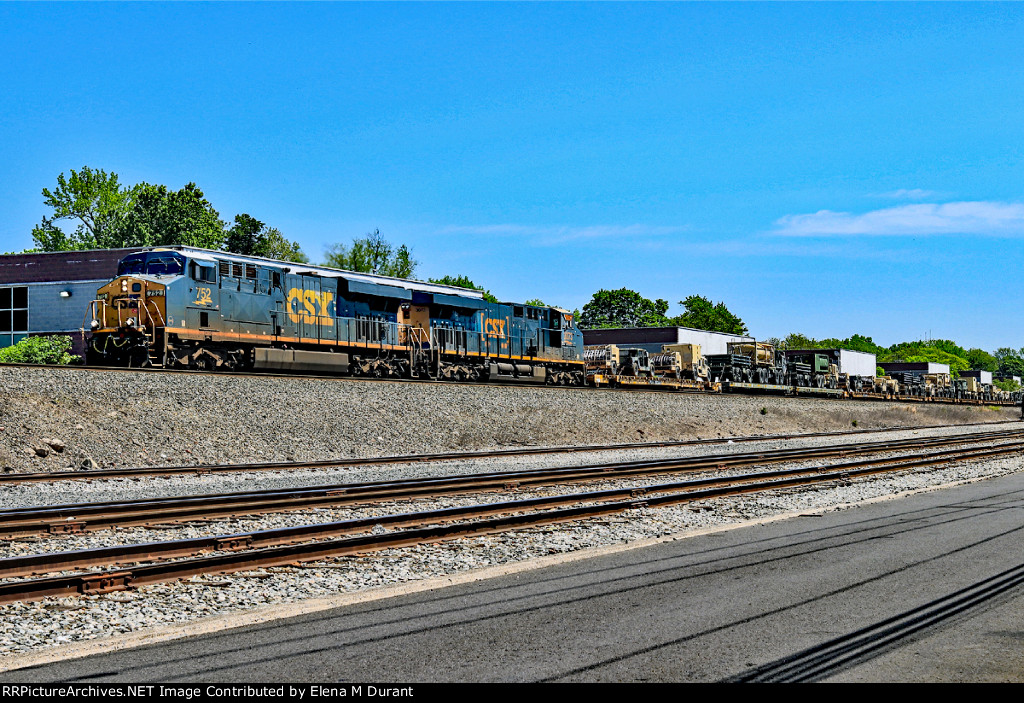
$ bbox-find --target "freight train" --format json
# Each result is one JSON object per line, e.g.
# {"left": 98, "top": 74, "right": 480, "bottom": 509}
{"left": 83, "top": 246, "right": 1020, "bottom": 405}
{"left": 584, "top": 341, "right": 1021, "bottom": 404}
{"left": 84, "top": 246, "right": 585, "bottom": 385}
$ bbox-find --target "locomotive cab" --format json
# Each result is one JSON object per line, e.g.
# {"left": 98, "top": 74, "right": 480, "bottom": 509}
{"left": 84, "top": 251, "right": 185, "bottom": 366}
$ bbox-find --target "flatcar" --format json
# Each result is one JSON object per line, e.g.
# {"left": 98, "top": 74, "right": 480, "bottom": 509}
{"left": 81, "top": 247, "right": 1022, "bottom": 405}
{"left": 84, "top": 246, "right": 586, "bottom": 385}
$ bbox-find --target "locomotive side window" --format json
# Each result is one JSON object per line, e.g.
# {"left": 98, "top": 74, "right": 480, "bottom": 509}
{"left": 191, "top": 262, "right": 216, "bottom": 283}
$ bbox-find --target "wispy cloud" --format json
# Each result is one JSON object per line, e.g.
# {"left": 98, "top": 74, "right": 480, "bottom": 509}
{"left": 773, "top": 201, "right": 1024, "bottom": 237}
{"left": 440, "top": 223, "right": 688, "bottom": 246}
{"left": 874, "top": 188, "right": 937, "bottom": 200}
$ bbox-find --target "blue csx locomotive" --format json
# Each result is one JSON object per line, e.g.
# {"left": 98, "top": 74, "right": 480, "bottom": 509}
{"left": 84, "top": 246, "right": 586, "bottom": 384}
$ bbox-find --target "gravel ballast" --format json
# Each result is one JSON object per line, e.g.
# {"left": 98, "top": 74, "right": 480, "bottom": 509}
{"left": 0, "top": 365, "right": 1017, "bottom": 473}
{"left": 0, "top": 365, "right": 1021, "bottom": 668}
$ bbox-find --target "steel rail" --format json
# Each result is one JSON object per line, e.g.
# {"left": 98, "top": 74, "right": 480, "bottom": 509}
{"left": 4, "top": 362, "right": 1019, "bottom": 407}
{"left": 0, "top": 438, "right": 1021, "bottom": 601}
{"left": 3, "top": 420, "right": 1021, "bottom": 485}
{"left": 4, "top": 429, "right": 1024, "bottom": 538}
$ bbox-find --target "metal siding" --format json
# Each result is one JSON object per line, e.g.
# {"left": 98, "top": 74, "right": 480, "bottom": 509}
{"left": 961, "top": 370, "right": 993, "bottom": 384}
{"left": 674, "top": 328, "right": 754, "bottom": 355}
{"left": 346, "top": 280, "right": 412, "bottom": 300}
{"left": 582, "top": 327, "right": 752, "bottom": 355}
{"left": 431, "top": 292, "right": 490, "bottom": 309}
{"left": 19, "top": 281, "right": 105, "bottom": 334}
{"left": 879, "top": 362, "right": 951, "bottom": 375}
{"left": 837, "top": 350, "right": 878, "bottom": 377}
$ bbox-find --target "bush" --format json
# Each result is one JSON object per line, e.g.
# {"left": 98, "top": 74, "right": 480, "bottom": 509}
{"left": 0, "top": 335, "right": 79, "bottom": 365}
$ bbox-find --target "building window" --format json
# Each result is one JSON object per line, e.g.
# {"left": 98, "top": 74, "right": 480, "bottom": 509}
{"left": 0, "top": 286, "right": 28, "bottom": 348}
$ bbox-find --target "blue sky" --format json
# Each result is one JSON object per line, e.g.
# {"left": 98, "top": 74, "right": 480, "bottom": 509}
{"left": 1, "top": 3, "right": 1023, "bottom": 351}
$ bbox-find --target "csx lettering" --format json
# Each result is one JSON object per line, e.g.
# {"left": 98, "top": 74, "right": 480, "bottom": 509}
{"left": 287, "top": 288, "right": 334, "bottom": 326}
{"left": 484, "top": 319, "right": 506, "bottom": 337}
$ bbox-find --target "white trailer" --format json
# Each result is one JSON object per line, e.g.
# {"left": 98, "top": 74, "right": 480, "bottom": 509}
{"left": 837, "top": 349, "right": 877, "bottom": 378}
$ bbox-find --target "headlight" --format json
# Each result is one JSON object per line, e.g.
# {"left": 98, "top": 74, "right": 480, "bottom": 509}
{"left": 90, "top": 320, "right": 100, "bottom": 331}
{"left": 125, "top": 318, "right": 136, "bottom": 328}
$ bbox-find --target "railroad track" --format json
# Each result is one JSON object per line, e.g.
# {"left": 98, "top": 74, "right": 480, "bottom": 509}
{"left": 4, "top": 427, "right": 1024, "bottom": 539}
{"left": 4, "top": 420, "right": 1020, "bottom": 484}
{"left": 1, "top": 428, "right": 1022, "bottom": 603}
{"left": 3, "top": 362, "right": 1018, "bottom": 404}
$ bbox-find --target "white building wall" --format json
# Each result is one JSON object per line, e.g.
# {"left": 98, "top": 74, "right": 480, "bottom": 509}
{"left": 838, "top": 350, "right": 877, "bottom": 378}
{"left": 674, "top": 328, "right": 754, "bottom": 355}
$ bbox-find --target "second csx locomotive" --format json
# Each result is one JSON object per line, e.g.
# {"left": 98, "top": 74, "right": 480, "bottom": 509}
{"left": 85, "top": 246, "right": 586, "bottom": 385}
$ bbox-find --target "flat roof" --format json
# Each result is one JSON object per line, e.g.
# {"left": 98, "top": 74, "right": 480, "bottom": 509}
{"left": 0, "top": 248, "right": 144, "bottom": 284}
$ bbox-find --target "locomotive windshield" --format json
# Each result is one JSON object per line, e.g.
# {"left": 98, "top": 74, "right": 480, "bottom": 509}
{"left": 117, "top": 252, "right": 186, "bottom": 277}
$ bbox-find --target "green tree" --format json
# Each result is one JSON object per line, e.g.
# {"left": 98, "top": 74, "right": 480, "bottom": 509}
{"left": 965, "top": 348, "right": 999, "bottom": 373}
{"left": 324, "top": 229, "right": 416, "bottom": 278}
{"left": 224, "top": 214, "right": 265, "bottom": 255}
{"left": 120, "top": 182, "right": 225, "bottom": 249}
{"left": 429, "top": 275, "right": 499, "bottom": 303}
{"left": 523, "top": 298, "right": 546, "bottom": 307}
{"left": 225, "top": 215, "right": 307, "bottom": 263}
{"left": 781, "top": 333, "right": 884, "bottom": 354}
{"left": 813, "top": 334, "right": 883, "bottom": 355}
{"left": 994, "top": 378, "right": 1021, "bottom": 392}
{"left": 782, "top": 333, "right": 821, "bottom": 350}
{"left": 579, "top": 289, "right": 670, "bottom": 329}
{"left": 253, "top": 227, "right": 308, "bottom": 263}
{"left": 670, "top": 295, "right": 748, "bottom": 335}
{"left": 995, "top": 348, "right": 1024, "bottom": 379}
{"left": 28, "top": 168, "right": 309, "bottom": 259}
{"left": 30, "top": 167, "right": 135, "bottom": 250}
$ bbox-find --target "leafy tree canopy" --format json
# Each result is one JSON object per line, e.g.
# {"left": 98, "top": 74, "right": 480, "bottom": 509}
{"left": 579, "top": 288, "right": 670, "bottom": 329}
{"left": 994, "top": 378, "right": 1021, "bottom": 392}
{"left": 428, "top": 275, "right": 499, "bottom": 303}
{"left": 965, "top": 348, "right": 998, "bottom": 373}
{"left": 122, "top": 182, "right": 224, "bottom": 249}
{"left": 324, "top": 229, "right": 417, "bottom": 278}
{"left": 578, "top": 289, "right": 748, "bottom": 333}
{"left": 671, "top": 295, "right": 748, "bottom": 335}
{"left": 898, "top": 348, "right": 971, "bottom": 377}
{"left": 28, "top": 167, "right": 305, "bottom": 261}
{"left": 782, "top": 333, "right": 885, "bottom": 355}
{"left": 995, "top": 348, "right": 1024, "bottom": 380}
{"left": 31, "top": 167, "right": 134, "bottom": 250}
{"left": 226, "top": 214, "right": 308, "bottom": 263}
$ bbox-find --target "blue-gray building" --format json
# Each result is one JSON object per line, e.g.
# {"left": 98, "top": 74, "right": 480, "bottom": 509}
{"left": 0, "top": 248, "right": 142, "bottom": 354}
